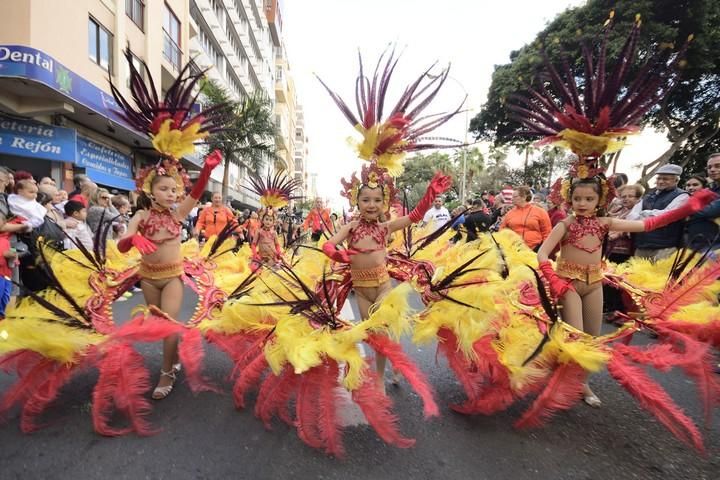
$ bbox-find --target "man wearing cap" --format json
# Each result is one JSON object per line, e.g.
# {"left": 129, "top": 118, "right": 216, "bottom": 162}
{"left": 685, "top": 153, "right": 720, "bottom": 252}
{"left": 628, "top": 163, "right": 689, "bottom": 260}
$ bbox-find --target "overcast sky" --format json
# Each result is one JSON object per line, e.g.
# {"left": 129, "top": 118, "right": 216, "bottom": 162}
{"left": 283, "top": 0, "right": 667, "bottom": 208}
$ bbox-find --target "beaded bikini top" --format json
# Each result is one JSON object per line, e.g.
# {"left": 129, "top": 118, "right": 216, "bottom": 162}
{"left": 348, "top": 218, "right": 388, "bottom": 253}
{"left": 139, "top": 207, "right": 182, "bottom": 240}
{"left": 561, "top": 215, "right": 609, "bottom": 253}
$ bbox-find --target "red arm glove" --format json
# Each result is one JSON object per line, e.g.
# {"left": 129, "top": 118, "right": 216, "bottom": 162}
{"left": 538, "top": 260, "right": 575, "bottom": 299}
{"left": 250, "top": 242, "right": 260, "bottom": 261}
{"left": 643, "top": 189, "right": 719, "bottom": 231}
{"left": 190, "top": 150, "right": 223, "bottom": 200}
{"left": 117, "top": 234, "right": 157, "bottom": 255}
{"left": 408, "top": 172, "right": 453, "bottom": 222}
{"left": 321, "top": 242, "right": 357, "bottom": 263}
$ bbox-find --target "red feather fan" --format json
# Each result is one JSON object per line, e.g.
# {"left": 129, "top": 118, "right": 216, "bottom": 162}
{"left": 514, "top": 362, "right": 587, "bottom": 429}
{"left": 91, "top": 343, "right": 156, "bottom": 436}
{"left": 351, "top": 371, "right": 415, "bottom": 448}
{"left": 254, "top": 365, "right": 298, "bottom": 427}
{"left": 232, "top": 352, "right": 268, "bottom": 409}
{"left": 435, "top": 328, "right": 484, "bottom": 406}
{"left": 20, "top": 362, "right": 76, "bottom": 433}
{"left": 178, "top": 328, "right": 219, "bottom": 394}
{"left": 366, "top": 333, "right": 439, "bottom": 418}
{"left": 607, "top": 350, "right": 705, "bottom": 453}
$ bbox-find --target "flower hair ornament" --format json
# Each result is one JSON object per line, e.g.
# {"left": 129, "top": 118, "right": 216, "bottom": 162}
{"left": 110, "top": 48, "right": 231, "bottom": 196}
{"left": 316, "top": 48, "right": 465, "bottom": 176}
{"left": 508, "top": 11, "right": 690, "bottom": 209}
{"left": 340, "top": 161, "right": 398, "bottom": 216}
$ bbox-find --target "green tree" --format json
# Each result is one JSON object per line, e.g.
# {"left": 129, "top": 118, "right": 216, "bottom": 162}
{"left": 201, "top": 80, "right": 278, "bottom": 197}
{"left": 454, "top": 147, "right": 485, "bottom": 198}
{"left": 473, "top": 146, "right": 511, "bottom": 193}
{"left": 395, "top": 152, "right": 457, "bottom": 206}
{"left": 470, "top": 0, "right": 720, "bottom": 184}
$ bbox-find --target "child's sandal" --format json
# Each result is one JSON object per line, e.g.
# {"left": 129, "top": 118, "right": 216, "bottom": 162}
{"left": 152, "top": 369, "right": 177, "bottom": 400}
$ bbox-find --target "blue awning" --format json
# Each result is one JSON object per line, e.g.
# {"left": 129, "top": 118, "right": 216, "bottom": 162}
{"left": 85, "top": 167, "right": 135, "bottom": 191}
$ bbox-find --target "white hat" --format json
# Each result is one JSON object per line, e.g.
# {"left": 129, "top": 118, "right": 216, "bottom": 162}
{"left": 655, "top": 164, "right": 682, "bottom": 176}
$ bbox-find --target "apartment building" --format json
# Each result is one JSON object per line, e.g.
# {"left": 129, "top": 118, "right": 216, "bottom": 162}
{"left": 294, "top": 104, "right": 308, "bottom": 198}
{"left": 0, "top": 0, "right": 191, "bottom": 193}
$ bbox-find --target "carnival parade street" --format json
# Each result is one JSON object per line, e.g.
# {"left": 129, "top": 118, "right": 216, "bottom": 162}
{"left": 2, "top": 1, "right": 720, "bottom": 478}
{"left": 0, "top": 286, "right": 717, "bottom": 480}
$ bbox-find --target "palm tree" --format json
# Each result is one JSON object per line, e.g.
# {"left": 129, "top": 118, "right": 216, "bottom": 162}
{"left": 201, "top": 80, "right": 278, "bottom": 198}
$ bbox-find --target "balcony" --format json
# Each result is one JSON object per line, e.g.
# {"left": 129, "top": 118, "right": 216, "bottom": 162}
{"left": 275, "top": 67, "right": 287, "bottom": 102}
{"left": 163, "top": 31, "right": 182, "bottom": 71}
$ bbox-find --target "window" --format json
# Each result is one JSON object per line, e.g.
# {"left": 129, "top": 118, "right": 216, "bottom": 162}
{"left": 127, "top": 52, "right": 145, "bottom": 87}
{"left": 163, "top": 4, "right": 181, "bottom": 69}
{"left": 88, "top": 17, "right": 112, "bottom": 72}
{"left": 126, "top": 0, "right": 144, "bottom": 30}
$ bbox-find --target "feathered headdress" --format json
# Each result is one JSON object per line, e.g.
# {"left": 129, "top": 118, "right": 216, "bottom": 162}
{"left": 110, "top": 49, "right": 230, "bottom": 195}
{"left": 508, "top": 11, "right": 691, "bottom": 208}
{"left": 244, "top": 171, "right": 302, "bottom": 222}
{"left": 316, "top": 48, "right": 465, "bottom": 176}
{"left": 245, "top": 171, "right": 303, "bottom": 210}
{"left": 340, "top": 162, "right": 398, "bottom": 215}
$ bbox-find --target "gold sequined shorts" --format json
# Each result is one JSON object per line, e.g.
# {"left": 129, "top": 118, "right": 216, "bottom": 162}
{"left": 351, "top": 264, "right": 390, "bottom": 288}
{"left": 138, "top": 260, "right": 184, "bottom": 280}
{"left": 556, "top": 258, "right": 604, "bottom": 284}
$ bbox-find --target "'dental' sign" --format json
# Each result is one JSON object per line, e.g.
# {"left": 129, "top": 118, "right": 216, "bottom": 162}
{"left": 0, "top": 113, "right": 76, "bottom": 161}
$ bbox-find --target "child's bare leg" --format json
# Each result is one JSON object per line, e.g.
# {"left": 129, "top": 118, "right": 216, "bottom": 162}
{"left": 354, "top": 287, "right": 386, "bottom": 390}
{"left": 559, "top": 283, "right": 583, "bottom": 331}
{"left": 158, "top": 277, "right": 184, "bottom": 378}
{"left": 579, "top": 282, "right": 603, "bottom": 406}
{"left": 142, "top": 277, "right": 182, "bottom": 396}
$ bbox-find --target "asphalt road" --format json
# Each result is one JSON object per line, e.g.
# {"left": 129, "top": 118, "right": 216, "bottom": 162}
{"left": 1, "top": 285, "right": 718, "bottom": 480}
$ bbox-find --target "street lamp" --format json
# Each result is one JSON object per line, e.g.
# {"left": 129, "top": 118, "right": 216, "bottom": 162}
{"left": 428, "top": 74, "right": 471, "bottom": 204}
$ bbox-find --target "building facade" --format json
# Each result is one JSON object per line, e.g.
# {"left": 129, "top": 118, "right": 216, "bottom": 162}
{"left": 189, "top": 0, "right": 279, "bottom": 208}
{"left": 293, "top": 104, "right": 308, "bottom": 198}
{"left": 0, "top": 0, "right": 191, "bottom": 194}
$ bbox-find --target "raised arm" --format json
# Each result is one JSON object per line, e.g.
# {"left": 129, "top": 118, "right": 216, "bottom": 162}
{"left": 177, "top": 150, "right": 222, "bottom": 220}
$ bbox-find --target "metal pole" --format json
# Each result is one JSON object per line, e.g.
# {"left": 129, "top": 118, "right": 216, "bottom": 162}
{"left": 461, "top": 107, "right": 468, "bottom": 204}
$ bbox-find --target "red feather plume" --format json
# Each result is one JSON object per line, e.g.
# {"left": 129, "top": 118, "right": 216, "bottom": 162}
{"left": 366, "top": 333, "right": 439, "bottom": 418}
{"left": 91, "top": 343, "right": 156, "bottom": 437}
{"left": 514, "top": 362, "right": 587, "bottom": 429}
{"left": 607, "top": 350, "right": 705, "bottom": 453}
{"left": 351, "top": 371, "right": 415, "bottom": 448}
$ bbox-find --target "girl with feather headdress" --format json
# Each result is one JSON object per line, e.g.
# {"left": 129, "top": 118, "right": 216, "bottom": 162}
{"left": 244, "top": 172, "right": 301, "bottom": 270}
{"left": 110, "top": 49, "right": 229, "bottom": 399}
{"left": 504, "top": 12, "right": 717, "bottom": 406}
{"left": 317, "top": 49, "right": 462, "bottom": 389}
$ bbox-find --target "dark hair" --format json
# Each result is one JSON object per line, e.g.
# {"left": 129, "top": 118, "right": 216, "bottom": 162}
{"left": 612, "top": 173, "right": 628, "bottom": 189}
{"left": 685, "top": 174, "right": 708, "bottom": 188}
{"left": 514, "top": 185, "right": 532, "bottom": 202}
{"left": 73, "top": 173, "right": 88, "bottom": 189}
{"left": 13, "top": 178, "right": 33, "bottom": 193}
{"left": 358, "top": 183, "right": 383, "bottom": 198}
{"left": 36, "top": 191, "right": 52, "bottom": 206}
{"left": 64, "top": 200, "right": 85, "bottom": 216}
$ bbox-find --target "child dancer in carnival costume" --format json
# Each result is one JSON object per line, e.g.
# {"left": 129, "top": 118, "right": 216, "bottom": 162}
{"left": 245, "top": 172, "right": 302, "bottom": 270}
{"left": 111, "top": 50, "right": 230, "bottom": 400}
{"left": 317, "top": 48, "right": 464, "bottom": 389}
{"left": 198, "top": 49, "right": 464, "bottom": 456}
{"left": 413, "top": 11, "right": 720, "bottom": 453}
